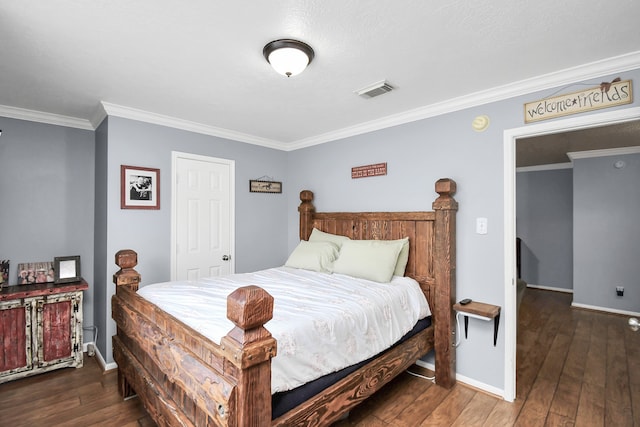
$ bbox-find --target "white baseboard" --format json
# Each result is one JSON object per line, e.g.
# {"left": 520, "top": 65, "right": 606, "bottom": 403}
{"left": 82, "top": 342, "right": 118, "bottom": 371}
{"left": 526, "top": 283, "right": 573, "bottom": 293}
{"left": 571, "top": 302, "right": 640, "bottom": 317}
{"left": 415, "top": 360, "right": 505, "bottom": 399}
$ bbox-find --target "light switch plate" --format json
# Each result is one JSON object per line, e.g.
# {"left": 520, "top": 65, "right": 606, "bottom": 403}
{"left": 476, "top": 217, "right": 488, "bottom": 234}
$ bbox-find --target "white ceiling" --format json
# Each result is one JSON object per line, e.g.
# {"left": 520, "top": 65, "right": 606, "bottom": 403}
{"left": 1, "top": 1, "right": 640, "bottom": 152}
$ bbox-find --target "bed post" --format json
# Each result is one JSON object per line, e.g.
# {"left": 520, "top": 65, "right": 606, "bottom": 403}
{"left": 112, "top": 249, "right": 141, "bottom": 398}
{"left": 299, "top": 190, "right": 315, "bottom": 240}
{"left": 220, "top": 286, "right": 277, "bottom": 426}
{"left": 432, "top": 178, "right": 458, "bottom": 389}
{"left": 113, "top": 249, "right": 141, "bottom": 291}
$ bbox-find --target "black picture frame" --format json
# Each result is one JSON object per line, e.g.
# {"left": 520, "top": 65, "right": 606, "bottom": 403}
{"left": 54, "top": 255, "right": 81, "bottom": 284}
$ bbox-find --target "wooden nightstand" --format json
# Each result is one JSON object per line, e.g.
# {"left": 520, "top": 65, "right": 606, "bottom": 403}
{"left": 453, "top": 301, "right": 501, "bottom": 346}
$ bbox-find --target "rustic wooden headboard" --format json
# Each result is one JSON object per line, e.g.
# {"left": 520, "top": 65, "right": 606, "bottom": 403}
{"left": 297, "top": 177, "right": 458, "bottom": 386}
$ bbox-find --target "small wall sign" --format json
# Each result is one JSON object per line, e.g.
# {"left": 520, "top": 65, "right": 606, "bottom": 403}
{"left": 351, "top": 162, "right": 387, "bottom": 179}
{"left": 249, "top": 180, "right": 282, "bottom": 193}
{"left": 524, "top": 79, "right": 632, "bottom": 123}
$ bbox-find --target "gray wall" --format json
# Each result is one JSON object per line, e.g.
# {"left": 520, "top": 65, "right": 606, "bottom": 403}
{"left": 573, "top": 153, "right": 640, "bottom": 311}
{"left": 96, "top": 116, "right": 289, "bottom": 363}
{"left": 0, "top": 116, "right": 96, "bottom": 328}
{"left": 287, "top": 105, "right": 510, "bottom": 388}
{"left": 516, "top": 168, "right": 573, "bottom": 290}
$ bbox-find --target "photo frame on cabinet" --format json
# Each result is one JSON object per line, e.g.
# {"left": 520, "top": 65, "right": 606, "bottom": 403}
{"left": 17, "top": 261, "right": 54, "bottom": 285}
{"left": 121, "top": 165, "right": 160, "bottom": 209}
{"left": 0, "top": 260, "right": 9, "bottom": 290}
{"left": 54, "top": 255, "right": 81, "bottom": 284}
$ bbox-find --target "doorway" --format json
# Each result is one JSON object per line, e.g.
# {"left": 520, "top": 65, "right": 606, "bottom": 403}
{"left": 502, "top": 106, "right": 640, "bottom": 401}
{"left": 171, "top": 151, "right": 235, "bottom": 281}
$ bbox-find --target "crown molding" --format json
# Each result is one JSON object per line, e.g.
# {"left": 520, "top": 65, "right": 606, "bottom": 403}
{"left": 1, "top": 50, "right": 639, "bottom": 149}
{"left": 287, "top": 50, "right": 640, "bottom": 150}
{"left": 99, "top": 102, "right": 284, "bottom": 150}
{"left": 0, "top": 104, "right": 93, "bottom": 130}
{"left": 516, "top": 162, "right": 573, "bottom": 173}
{"left": 567, "top": 146, "right": 640, "bottom": 160}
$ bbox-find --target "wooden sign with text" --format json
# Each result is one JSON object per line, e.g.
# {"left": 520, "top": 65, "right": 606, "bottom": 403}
{"left": 352, "top": 162, "right": 387, "bottom": 179}
{"left": 524, "top": 79, "right": 632, "bottom": 123}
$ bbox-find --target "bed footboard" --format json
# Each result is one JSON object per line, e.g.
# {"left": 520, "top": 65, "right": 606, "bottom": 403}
{"left": 112, "top": 249, "right": 277, "bottom": 426}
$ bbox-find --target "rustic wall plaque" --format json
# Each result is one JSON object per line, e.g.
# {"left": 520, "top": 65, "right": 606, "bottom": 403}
{"left": 351, "top": 162, "right": 387, "bottom": 179}
{"left": 249, "top": 180, "right": 282, "bottom": 193}
{"left": 524, "top": 79, "right": 632, "bottom": 123}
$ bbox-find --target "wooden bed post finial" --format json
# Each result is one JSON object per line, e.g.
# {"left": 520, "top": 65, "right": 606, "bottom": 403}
{"left": 299, "top": 190, "right": 315, "bottom": 240}
{"left": 113, "top": 249, "right": 141, "bottom": 291}
{"left": 434, "top": 178, "right": 457, "bottom": 208}
{"left": 221, "top": 285, "right": 276, "bottom": 427}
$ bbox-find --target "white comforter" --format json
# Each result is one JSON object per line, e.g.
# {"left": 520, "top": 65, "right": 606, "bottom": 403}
{"left": 137, "top": 267, "right": 430, "bottom": 393}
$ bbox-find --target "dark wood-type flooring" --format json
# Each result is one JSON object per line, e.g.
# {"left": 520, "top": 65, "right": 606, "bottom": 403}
{"left": 1, "top": 288, "right": 637, "bottom": 426}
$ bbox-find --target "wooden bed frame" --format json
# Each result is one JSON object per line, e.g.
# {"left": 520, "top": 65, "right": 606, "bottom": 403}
{"left": 111, "top": 178, "right": 457, "bottom": 426}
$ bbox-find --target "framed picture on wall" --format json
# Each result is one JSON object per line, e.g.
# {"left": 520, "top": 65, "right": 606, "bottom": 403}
{"left": 121, "top": 165, "right": 160, "bottom": 209}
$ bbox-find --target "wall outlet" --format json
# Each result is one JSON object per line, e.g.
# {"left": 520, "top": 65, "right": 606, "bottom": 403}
{"left": 616, "top": 286, "right": 624, "bottom": 296}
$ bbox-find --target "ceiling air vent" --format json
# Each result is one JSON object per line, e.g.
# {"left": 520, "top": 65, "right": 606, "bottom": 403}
{"left": 355, "top": 80, "right": 394, "bottom": 98}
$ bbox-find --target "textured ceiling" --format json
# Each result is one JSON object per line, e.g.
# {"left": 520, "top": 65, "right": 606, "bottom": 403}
{"left": 517, "top": 120, "right": 640, "bottom": 167}
{"left": 1, "top": 1, "right": 640, "bottom": 158}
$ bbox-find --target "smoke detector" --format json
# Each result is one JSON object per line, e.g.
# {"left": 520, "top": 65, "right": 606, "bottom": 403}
{"left": 355, "top": 80, "right": 394, "bottom": 98}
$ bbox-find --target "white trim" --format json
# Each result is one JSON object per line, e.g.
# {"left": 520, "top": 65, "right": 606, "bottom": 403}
{"left": 0, "top": 104, "right": 93, "bottom": 130}
{"left": 289, "top": 51, "right": 640, "bottom": 150}
{"left": 503, "top": 105, "right": 640, "bottom": 403}
{"left": 2, "top": 52, "right": 638, "bottom": 148}
{"left": 416, "top": 360, "right": 505, "bottom": 398}
{"left": 526, "top": 284, "right": 574, "bottom": 293}
{"left": 571, "top": 302, "right": 640, "bottom": 317}
{"left": 170, "top": 152, "right": 236, "bottom": 281}
{"left": 85, "top": 343, "right": 118, "bottom": 372}
{"left": 103, "top": 102, "right": 284, "bottom": 150}
{"left": 567, "top": 146, "right": 640, "bottom": 160}
{"left": 503, "top": 121, "right": 517, "bottom": 403}
{"left": 516, "top": 162, "right": 573, "bottom": 173}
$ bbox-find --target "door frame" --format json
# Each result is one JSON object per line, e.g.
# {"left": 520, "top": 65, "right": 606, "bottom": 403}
{"left": 502, "top": 106, "right": 640, "bottom": 402}
{"left": 171, "top": 151, "right": 236, "bottom": 281}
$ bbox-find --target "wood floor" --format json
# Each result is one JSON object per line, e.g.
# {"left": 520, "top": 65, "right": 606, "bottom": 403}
{"left": 0, "top": 288, "right": 637, "bottom": 426}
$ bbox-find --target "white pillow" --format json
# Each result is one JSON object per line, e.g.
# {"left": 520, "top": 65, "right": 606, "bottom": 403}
{"left": 285, "top": 240, "right": 340, "bottom": 273}
{"left": 308, "top": 228, "right": 351, "bottom": 248}
{"left": 331, "top": 239, "right": 405, "bottom": 283}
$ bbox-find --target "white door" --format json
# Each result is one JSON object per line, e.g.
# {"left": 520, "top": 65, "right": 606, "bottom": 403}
{"left": 172, "top": 152, "right": 234, "bottom": 281}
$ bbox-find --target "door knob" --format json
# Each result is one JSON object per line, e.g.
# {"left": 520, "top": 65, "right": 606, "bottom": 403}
{"left": 222, "top": 255, "right": 230, "bottom": 261}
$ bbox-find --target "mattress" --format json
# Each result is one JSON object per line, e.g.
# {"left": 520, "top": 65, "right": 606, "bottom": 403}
{"left": 137, "top": 266, "right": 430, "bottom": 393}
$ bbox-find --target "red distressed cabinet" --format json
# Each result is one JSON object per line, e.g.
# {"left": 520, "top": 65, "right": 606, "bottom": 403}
{"left": 0, "top": 279, "right": 88, "bottom": 384}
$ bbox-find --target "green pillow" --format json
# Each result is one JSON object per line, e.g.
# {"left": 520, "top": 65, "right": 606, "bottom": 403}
{"left": 308, "top": 228, "right": 351, "bottom": 248}
{"left": 393, "top": 238, "right": 410, "bottom": 276}
{"left": 285, "top": 240, "right": 339, "bottom": 273}
{"left": 332, "top": 239, "right": 405, "bottom": 283}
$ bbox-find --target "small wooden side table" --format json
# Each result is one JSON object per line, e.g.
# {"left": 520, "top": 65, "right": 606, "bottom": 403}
{"left": 453, "top": 301, "right": 501, "bottom": 346}
{"left": 0, "top": 279, "right": 88, "bottom": 383}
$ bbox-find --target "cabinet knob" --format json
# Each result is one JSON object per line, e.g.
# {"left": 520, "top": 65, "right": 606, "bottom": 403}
{"left": 222, "top": 255, "right": 230, "bottom": 261}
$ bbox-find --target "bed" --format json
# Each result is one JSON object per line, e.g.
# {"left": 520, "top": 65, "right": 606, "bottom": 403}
{"left": 111, "top": 178, "right": 458, "bottom": 426}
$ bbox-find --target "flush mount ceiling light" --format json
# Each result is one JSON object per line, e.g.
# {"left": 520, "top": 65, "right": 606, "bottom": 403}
{"left": 263, "top": 39, "right": 314, "bottom": 77}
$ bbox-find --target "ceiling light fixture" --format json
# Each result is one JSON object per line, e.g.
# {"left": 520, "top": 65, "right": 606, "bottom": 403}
{"left": 263, "top": 39, "right": 314, "bottom": 78}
